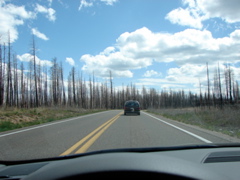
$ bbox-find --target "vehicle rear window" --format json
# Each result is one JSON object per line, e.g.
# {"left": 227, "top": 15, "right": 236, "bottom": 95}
{"left": 125, "top": 102, "right": 139, "bottom": 107}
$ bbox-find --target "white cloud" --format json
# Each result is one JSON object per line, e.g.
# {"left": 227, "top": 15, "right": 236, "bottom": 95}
{"left": 83, "top": 25, "right": 240, "bottom": 84}
{"left": 79, "top": 0, "right": 93, "bottom": 10}
{"left": 80, "top": 27, "right": 240, "bottom": 78}
{"left": 165, "top": 7, "right": 203, "bottom": 29}
{"left": 118, "top": 27, "right": 240, "bottom": 64}
{"left": 35, "top": 4, "right": 56, "bottom": 21}
{"left": 138, "top": 62, "right": 240, "bottom": 93}
{"left": 166, "top": 64, "right": 206, "bottom": 84}
{"left": 197, "top": 0, "right": 240, "bottom": 23}
{"left": 31, "top": 28, "right": 49, "bottom": 40}
{"left": 80, "top": 50, "right": 150, "bottom": 78}
{"left": 66, "top": 57, "right": 75, "bottom": 66}
{"left": 0, "top": 1, "right": 56, "bottom": 44}
{"left": 0, "top": 1, "right": 34, "bottom": 43}
{"left": 100, "top": 46, "right": 115, "bottom": 55}
{"left": 17, "top": 53, "right": 52, "bottom": 67}
{"left": 137, "top": 78, "right": 184, "bottom": 90}
{"left": 166, "top": 0, "right": 240, "bottom": 29}
{"left": 78, "top": 0, "right": 117, "bottom": 10}
{"left": 100, "top": 0, "right": 118, "bottom": 6}
{"left": 143, "top": 70, "right": 161, "bottom": 77}
{"left": 137, "top": 64, "right": 204, "bottom": 91}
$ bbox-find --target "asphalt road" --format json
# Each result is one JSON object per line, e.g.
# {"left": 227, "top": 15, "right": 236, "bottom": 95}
{"left": 0, "top": 110, "right": 238, "bottom": 161}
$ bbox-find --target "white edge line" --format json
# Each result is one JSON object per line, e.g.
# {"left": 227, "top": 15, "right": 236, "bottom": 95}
{"left": 143, "top": 112, "right": 212, "bottom": 143}
{"left": 0, "top": 111, "right": 111, "bottom": 138}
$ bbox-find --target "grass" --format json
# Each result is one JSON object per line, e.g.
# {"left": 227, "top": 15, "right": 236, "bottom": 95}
{"left": 147, "top": 106, "right": 240, "bottom": 138}
{"left": 0, "top": 107, "right": 107, "bottom": 132}
{"left": 0, "top": 121, "right": 22, "bottom": 132}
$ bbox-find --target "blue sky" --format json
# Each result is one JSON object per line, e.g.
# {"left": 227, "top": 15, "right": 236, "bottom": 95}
{"left": 1, "top": 0, "right": 240, "bottom": 93}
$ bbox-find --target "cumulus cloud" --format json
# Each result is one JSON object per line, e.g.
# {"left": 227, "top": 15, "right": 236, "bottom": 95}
{"left": 138, "top": 64, "right": 207, "bottom": 91}
{"left": 100, "top": 46, "right": 115, "bottom": 55}
{"left": 138, "top": 62, "right": 240, "bottom": 93}
{"left": 197, "top": 0, "right": 240, "bottom": 23}
{"left": 165, "top": 7, "right": 203, "bottom": 29}
{"left": 80, "top": 50, "right": 151, "bottom": 78}
{"left": 80, "top": 26, "right": 240, "bottom": 79}
{"left": 117, "top": 27, "right": 240, "bottom": 65}
{"left": 166, "top": 64, "right": 206, "bottom": 85}
{"left": 32, "top": 28, "right": 49, "bottom": 40}
{"left": 137, "top": 78, "right": 186, "bottom": 90}
{"left": 0, "top": 1, "right": 34, "bottom": 43}
{"left": 0, "top": 1, "right": 56, "bottom": 44}
{"left": 139, "top": 64, "right": 204, "bottom": 87}
{"left": 35, "top": 4, "right": 56, "bottom": 21}
{"left": 66, "top": 57, "right": 75, "bottom": 66}
{"left": 17, "top": 53, "right": 52, "bottom": 67}
{"left": 166, "top": 0, "right": 240, "bottom": 29}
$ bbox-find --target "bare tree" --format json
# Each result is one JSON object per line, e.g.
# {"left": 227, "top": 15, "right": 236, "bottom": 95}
{"left": 6, "top": 32, "right": 13, "bottom": 107}
{"left": 109, "top": 70, "right": 113, "bottom": 109}
{"left": 67, "top": 71, "right": 72, "bottom": 107}
{"left": 43, "top": 66, "right": 49, "bottom": 106}
{"left": 79, "top": 72, "right": 83, "bottom": 108}
{"left": 60, "top": 62, "right": 66, "bottom": 106}
{"left": 228, "top": 65, "right": 233, "bottom": 104}
{"left": 31, "top": 36, "right": 39, "bottom": 107}
{"left": 233, "top": 81, "right": 239, "bottom": 103}
{"left": 198, "top": 79, "right": 203, "bottom": 107}
{"left": 0, "top": 42, "right": 4, "bottom": 106}
{"left": 71, "top": 67, "right": 76, "bottom": 106}
{"left": 89, "top": 76, "right": 92, "bottom": 109}
{"left": 1, "top": 31, "right": 240, "bottom": 111}
{"left": 206, "top": 62, "right": 210, "bottom": 108}
{"left": 20, "top": 62, "right": 25, "bottom": 107}
{"left": 218, "top": 63, "right": 223, "bottom": 108}
{"left": 92, "top": 72, "right": 95, "bottom": 109}
{"left": 13, "top": 54, "right": 18, "bottom": 107}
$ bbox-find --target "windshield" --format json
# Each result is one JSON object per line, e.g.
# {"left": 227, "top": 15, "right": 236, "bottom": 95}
{"left": 0, "top": 0, "right": 240, "bottom": 161}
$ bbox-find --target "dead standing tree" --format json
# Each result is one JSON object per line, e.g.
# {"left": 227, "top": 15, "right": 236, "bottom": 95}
{"left": 31, "top": 36, "right": 39, "bottom": 107}
{"left": 0, "top": 41, "right": 4, "bottom": 107}
{"left": 109, "top": 70, "right": 113, "bottom": 109}
{"left": 6, "top": 32, "right": 13, "bottom": 107}
{"left": 206, "top": 62, "right": 210, "bottom": 109}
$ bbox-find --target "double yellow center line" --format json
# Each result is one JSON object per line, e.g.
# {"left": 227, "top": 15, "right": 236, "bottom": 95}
{"left": 60, "top": 112, "right": 122, "bottom": 156}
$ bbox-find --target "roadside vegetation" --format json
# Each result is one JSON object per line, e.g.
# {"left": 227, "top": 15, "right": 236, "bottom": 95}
{"left": 0, "top": 108, "right": 105, "bottom": 132}
{"left": 147, "top": 106, "right": 240, "bottom": 138}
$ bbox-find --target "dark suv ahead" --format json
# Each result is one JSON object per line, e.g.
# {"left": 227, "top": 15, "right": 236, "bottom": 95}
{"left": 124, "top": 100, "right": 140, "bottom": 115}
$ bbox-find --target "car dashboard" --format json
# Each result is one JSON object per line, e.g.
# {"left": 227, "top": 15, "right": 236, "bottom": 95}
{"left": 0, "top": 145, "right": 240, "bottom": 180}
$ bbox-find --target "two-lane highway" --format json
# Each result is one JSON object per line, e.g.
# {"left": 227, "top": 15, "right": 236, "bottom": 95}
{"left": 0, "top": 110, "right": 237, "bottom": 161}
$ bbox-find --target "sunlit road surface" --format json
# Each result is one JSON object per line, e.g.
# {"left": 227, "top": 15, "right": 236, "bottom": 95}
{"left": 0, "top": 110, "right": 238, "bottom": 161}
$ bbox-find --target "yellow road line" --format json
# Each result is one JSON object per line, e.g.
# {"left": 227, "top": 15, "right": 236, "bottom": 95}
{"left": 60, "top": 112, "right": 122, "bottom": 156}
{"left": 75, "top": 114, "right": 120, "bottom": 154}
{"left": 60, "top": 119, "right": 112, "bottom": 156}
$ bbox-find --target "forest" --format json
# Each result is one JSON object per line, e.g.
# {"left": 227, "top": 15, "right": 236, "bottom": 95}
{"left": 0, "top": 35, "right": 239, "bottom": 110}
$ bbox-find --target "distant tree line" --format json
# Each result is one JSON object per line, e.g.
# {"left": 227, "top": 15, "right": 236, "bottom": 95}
{"left": 0, "top": 35, "right": 239, "bottom": 109}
